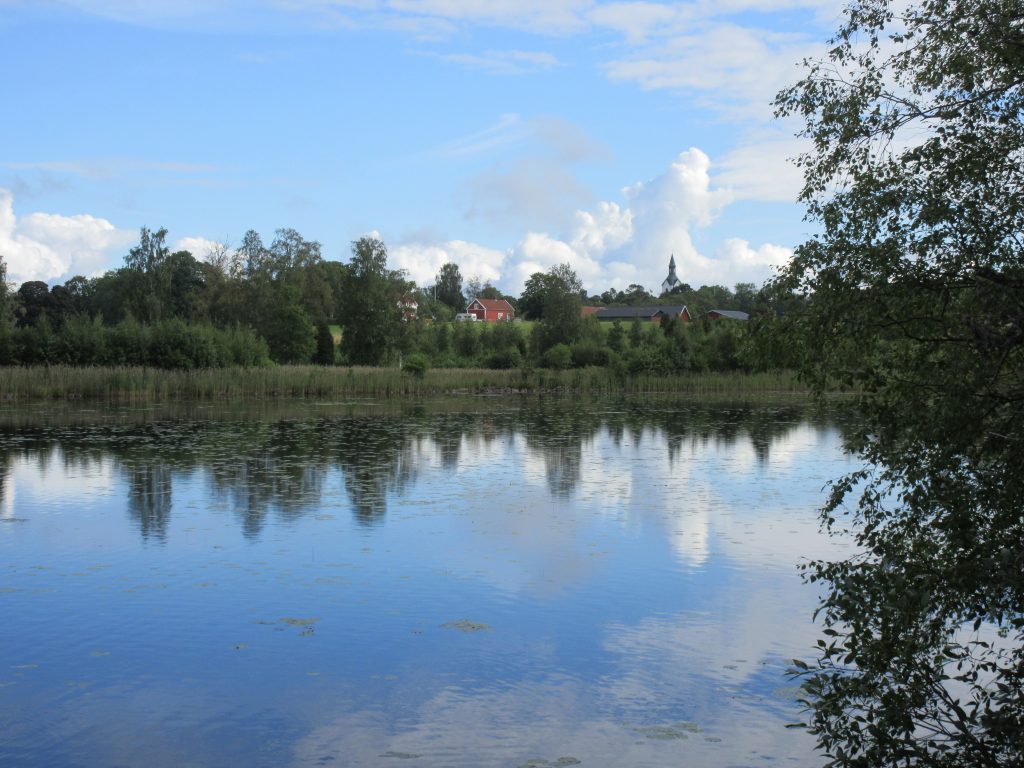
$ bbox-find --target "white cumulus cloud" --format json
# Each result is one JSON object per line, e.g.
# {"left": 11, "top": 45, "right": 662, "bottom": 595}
{"left": 494, "top": 147, "right": 790, "bottom": 295}
{"left": 389, "top": 238, "right": 506, "bottom": 288}
{"left": 172, "top": 236, "right": 229, "bottom": 263}
{"left": 505, "top": 231, "right": 603, "bottom": 292}
{"left": 0, "top": 189, "right": 133, "bottom": 285}
{"left": 713, "top": 238, "right": 791, "bottom": 277}
{"left": 571, "top": 201, "right": 633, "bottom": 258}
{"left": 1, "top": 143, "right": 792, "bottom": 299}
{"left": 392, "top": 147, "right": 792, "bottom": 297}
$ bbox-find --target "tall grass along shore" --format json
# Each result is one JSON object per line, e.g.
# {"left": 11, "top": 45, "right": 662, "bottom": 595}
{"left": 0, "top": 365, "right": 806, "bottom": 402}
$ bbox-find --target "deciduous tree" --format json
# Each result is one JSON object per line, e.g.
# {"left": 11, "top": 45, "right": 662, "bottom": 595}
{"left": 435, "top": 262, "right": 464, "bottom": 312}
{"left": 14, "top": 281, "right": 51, "bottom": 327}
{"left": 537, "top": 263, "right": 584, "bottom": 352}
{"left": 339, "top": 237, "right": 405, "bottom": 366}
{"left": 774, "top": 1, "right": 1024, "bottom": 765}
{"left": 123, "top": 227, "right": 170, "bottom": 322}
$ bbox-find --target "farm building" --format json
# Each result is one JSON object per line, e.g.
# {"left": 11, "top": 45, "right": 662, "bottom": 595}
{"left": 707, "top": 309, "right": 749, "bottom": 321}
{"left": 466, "top": 298, "right": 515, "bottom": 322}
{"left": 594, "top": 305, "right": 691, "bottom": 323}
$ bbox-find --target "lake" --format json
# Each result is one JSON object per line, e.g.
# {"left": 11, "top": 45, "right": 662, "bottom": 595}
{"left": 0, "top": 397, "right": 854, "bottom": 767}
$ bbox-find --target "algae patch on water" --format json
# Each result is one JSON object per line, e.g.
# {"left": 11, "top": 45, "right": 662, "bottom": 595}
{"left": 517, "top": 758, "right": 581, "bottom": 767}
{"left": 256, "top": 617, "right": 322, "bottom": 636}
{"left": 772, "top": 685, "right": 804, "bottom": 700}
{"left": 380, "top": 751, "right": 422, "bottom": 759}
{"left": 442, "top": 619, "right": 490, "bottom": 632}
{"left": 633, "top": 722, "right": 702, "bottom": 739}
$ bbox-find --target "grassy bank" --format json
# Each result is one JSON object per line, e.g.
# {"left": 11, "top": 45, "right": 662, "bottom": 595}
{"left": 0, "top": 365, "right": 808, "bottom": 402}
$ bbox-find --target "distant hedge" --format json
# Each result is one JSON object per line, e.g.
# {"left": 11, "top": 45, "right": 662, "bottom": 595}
{"left": 0, "top": 316, "right": 270, "bottom": 369}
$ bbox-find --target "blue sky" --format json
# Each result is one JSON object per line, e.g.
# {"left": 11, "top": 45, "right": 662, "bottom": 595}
{"left": 0, "top": 0, "right": 841, "bottom": 295}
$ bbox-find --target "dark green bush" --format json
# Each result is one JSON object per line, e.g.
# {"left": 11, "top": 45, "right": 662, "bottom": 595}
{"left": 570, "top": 340, "right": 609, "bottom": 368}
{"left": 402, "top": 352, "right": 429, "bottom": 378}
{"left": 3, "top": 318, "right": 270, "bottom": 369}
{"left": 314, "top": 323, "right": 335, "bottom": 365}
{"left": 542, "top": 343, "right": 572, "bottom": 370}
{"left": 486, "top": 347, "right": 523, "bottom": 369}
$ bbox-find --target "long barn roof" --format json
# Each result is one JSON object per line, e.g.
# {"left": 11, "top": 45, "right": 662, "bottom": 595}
{"left": 594, "top": 305, "right": 688, "bottom": 319}
{"left": 708, "top": 309, "right": 749, "bottom": 320}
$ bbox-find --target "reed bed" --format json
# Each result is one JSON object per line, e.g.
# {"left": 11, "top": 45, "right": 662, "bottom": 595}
{"left": 0, "top": 365, "right": 807, "bottom": 402}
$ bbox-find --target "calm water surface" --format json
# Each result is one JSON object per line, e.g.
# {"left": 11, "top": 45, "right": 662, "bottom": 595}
{"left": 0, "top": 397, "right": 854, "bottom": 768}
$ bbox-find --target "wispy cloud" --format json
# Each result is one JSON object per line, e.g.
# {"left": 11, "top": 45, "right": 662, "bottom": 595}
{"left": 42, "top": 0, "right": 251, "bottom": 28}
{"left": 714, "top": 131, "right": 807, "bottom": 202}
{"left": 587, "top": 1, "right": 687, "bottom": 43}
{"left": 436, "top": 49, "right": 562, "bottom": 75}
{"left": 604, "top": 24, "right": 824, "bottom": 120}
{"left": 19, "top": 1, "right": 833, "bottom": 121}
{"left": 2, "top": 158, "right": 235, "bottom": 185}
{"left": 441, "top": 115, "right": 609, "bottom": 233}
{"left": 430, "top": 113, "right": 525, "bottom": 158}
{"left": 383, "top": 0, "right": 592, "bottom": 34}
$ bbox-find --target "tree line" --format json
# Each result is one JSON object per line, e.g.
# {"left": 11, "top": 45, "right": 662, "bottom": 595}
{"left": 0, "top": 229, "right": 799, "bottom": 372}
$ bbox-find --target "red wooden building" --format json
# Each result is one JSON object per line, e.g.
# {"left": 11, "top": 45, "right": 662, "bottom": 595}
{"left": 466, "top": 298, "right": 515, "bottom": 322}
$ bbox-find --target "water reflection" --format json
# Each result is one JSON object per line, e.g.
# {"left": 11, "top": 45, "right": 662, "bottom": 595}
{"left": 0, "top": 454, "right": 10, "bottom": 519}
{"left": 331, "top": 419, "right": 421, "bottom": 527}
{"left": 0, "top": 397, "right": 852, "bottom": 768}
{"left": 124, "top": 461, "right": 172, "bottom": 541}
{"left": 0, "top": 400, "right": 836, "bottom": 543}
{"left": 204, "top": 421, "right": 330, "bottom": 538}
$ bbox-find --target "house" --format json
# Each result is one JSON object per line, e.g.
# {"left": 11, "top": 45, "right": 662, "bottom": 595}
{"left": 397, "top": 296, "right": 419, "bottom": 321}
{"left": 466, "top": 297, "right": 515, "bottom": 322}
{"left": 594, "top": 305, "right": 691, "bottom": 323}
{"left": 707, "top": 309, "right": 749, "bottom": 321}
{"left": 580, "top": 306, "right": 602, "bottom": 318}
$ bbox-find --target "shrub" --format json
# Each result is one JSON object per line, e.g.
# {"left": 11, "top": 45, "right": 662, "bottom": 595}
{"left": 402, "top": 352, "right": 429, "bottom": 378}
{"left": 570, "top": 340, "right": 610, "bottom": 368}
{"left": 626, "top": 347, "right": 671, "bottom": 375}
{"left": 486, "top": 347, "right": 523, "bottom": 369}
{"left": 54, "top": 315, "right": 107, "bottom": 365}
{"left": 453, "top": 321, "right": 480, "bottom": 358}
{"left": 314, "top": 323, "right": 335, "bottom": 365}
{"left": 222, "top": 325, "right": 271, "bottom": 367}
{"left": 542, "top": 343, "right": 572, "bottom": 369}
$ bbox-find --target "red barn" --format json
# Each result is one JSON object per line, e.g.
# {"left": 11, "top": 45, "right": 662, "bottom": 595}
{"left": 466, "top": 297, "right": 515, "bottom": 322}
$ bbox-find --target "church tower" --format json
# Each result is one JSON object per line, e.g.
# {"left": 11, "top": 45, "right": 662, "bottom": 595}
{"left": 661, "top": 254, "right": 681, "bottom": 294}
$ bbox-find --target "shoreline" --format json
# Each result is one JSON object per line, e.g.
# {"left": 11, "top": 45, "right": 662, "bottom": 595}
{"left": 0, "top": 365, "right": 810, "bottom": 402}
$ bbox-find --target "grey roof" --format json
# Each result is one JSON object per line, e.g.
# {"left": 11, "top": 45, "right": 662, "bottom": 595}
{"left": 595, "top": 305, "right": 689, "bottom": 320}
{"left": 708, "top": 309, "right": 750, "bottom": 321}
